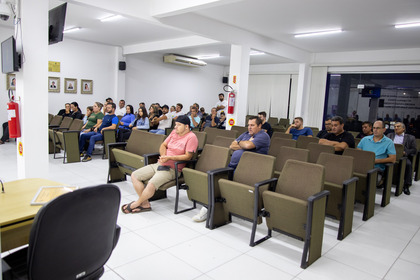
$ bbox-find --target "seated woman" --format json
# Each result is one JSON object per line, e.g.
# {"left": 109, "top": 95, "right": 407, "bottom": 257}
{"left": 82, "top": 106, "right": 93, "bottom": 125}
{"left": 117, "top": 105, "right": 136, "bottom": 142}
{"left": 81, "top": 102, "right": 104, "bottom": 134}
{"left": 70, "top": 102, "right": 83, "bottom": 120}
{"left": 57, "top": 103, "right": 72, "bottom": 117}
{"left": 118, "top": 107, "right": 149, "bottom": 142}
{"left": 148, "top": 104, "right": 159, "bottom": 130}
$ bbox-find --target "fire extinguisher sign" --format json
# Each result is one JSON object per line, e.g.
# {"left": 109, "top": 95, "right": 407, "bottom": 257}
{"left": 18, "top": 141, "right": 23, "bottom": 156}
{"left": 228, "top": 118, "right": 235, "bottom": 126}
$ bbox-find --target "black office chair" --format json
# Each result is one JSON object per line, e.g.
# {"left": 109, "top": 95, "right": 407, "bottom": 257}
{"left": 2, "top": 184, "right": 121, "bottom": 280}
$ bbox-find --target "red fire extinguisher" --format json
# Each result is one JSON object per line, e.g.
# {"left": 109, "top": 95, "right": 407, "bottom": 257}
{"left": 7, "top": 90, "right": 21, "bottom": 138}
{"left": 228, "top": 91, "right": 235, "bottom": 114}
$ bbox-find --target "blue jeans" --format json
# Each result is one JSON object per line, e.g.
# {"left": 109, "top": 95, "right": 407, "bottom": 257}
{"left": 149, "top": 129, "right": 165, "bottom": 135}
{"left": 79, "top": 131, "right": 104, "bottom": 156}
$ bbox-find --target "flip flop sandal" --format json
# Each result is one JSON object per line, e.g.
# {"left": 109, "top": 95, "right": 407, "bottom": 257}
{"left": 131, "top": 205, "right": 152, "bottom": 213}
{"left": 121, "top": 201, "right": 134, "bottom": 214}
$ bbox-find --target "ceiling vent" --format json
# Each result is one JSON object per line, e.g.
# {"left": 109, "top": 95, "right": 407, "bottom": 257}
{"left": 163, "top": 54, "right": 207, "bottom": 67}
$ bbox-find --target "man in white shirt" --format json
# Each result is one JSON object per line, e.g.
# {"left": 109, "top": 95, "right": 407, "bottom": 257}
{"left": 115, "top": 99, "right": 126, "bottom": 116}
{"left": 216, "top": 93, "right": 228, "bottom": 117}
{"left": 173, "top": 103, "right": 185, "bottom": 120}
{"left": 149, "top": 105, "right": 173, "bottom": 135}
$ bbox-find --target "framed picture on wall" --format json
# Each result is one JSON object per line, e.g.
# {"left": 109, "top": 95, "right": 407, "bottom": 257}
{"left": 48, "top": 77, "right": 60, "bottom": 93}
{"left": 81, "top": 79, "right": 93, "bottom": 94}
{"left": 6, "top": 73, "right": 16, "bottom": 90}
{"left": 64, "top": 78, "right": 77, "bottom": 93}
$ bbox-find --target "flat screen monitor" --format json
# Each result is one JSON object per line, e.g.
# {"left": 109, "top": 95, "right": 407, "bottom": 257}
{"left": 49, "top": 3, "right": 67, "bottom": 45}
{"left": 1, "top": 36, "right": 19, "bottom": 74}
{"left": 361, "top": 87, "right": 381, "bottom": 98}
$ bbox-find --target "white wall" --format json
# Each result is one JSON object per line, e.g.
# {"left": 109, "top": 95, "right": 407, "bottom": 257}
{"left": 124, "top": 52, "right": 225, "bottom": 111}
{"left": 48, "top": 39, "right": 119, "bottom": 114}
{"left": 0, "top": 26, "right": 14, "bottom": 125}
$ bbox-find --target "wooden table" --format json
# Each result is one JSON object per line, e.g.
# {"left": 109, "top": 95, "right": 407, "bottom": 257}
{"left": 0, "top": 178, "right": 63, "bottom": 252}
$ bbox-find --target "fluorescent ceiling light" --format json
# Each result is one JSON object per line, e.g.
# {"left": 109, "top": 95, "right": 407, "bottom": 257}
{"left": 295, "top": 29, "right": 342, "bottom": 38}
{"left": 100, "top": 15, "right": 122, "bottom": 22}
{"left": 250, "top": 50, "right": 265, "bottom": 56}
{"left": 395, "top": 22, "right": 420, "bottom": 29}
{"left": 63, "top": 27, "right": 81, "bottom": 33}
{"left": 197, "top": 54, "right": 220, "bottom": 59}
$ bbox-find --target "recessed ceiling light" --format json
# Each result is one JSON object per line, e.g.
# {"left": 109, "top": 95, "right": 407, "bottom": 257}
{"left": 395, "top": 22, "right": 420, "bottom": 29}
{"left": 250, "top": 50, "right": 265, "bottom": 56}
{"left": 100, "top": 15, "right": 122, "bottom": 22}
{"left": 295, "top": 29, "right": 342, "bottom": 38}
{"left": 63, "top": 27, "right": 81, "bottom": 33}
{"left": 197, "top": 54, "right": 220, "bottom": 59}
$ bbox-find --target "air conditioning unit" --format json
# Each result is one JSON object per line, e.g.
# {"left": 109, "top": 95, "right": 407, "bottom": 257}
{"left": 163, "top": 54, "right": 207, "bottom": 67}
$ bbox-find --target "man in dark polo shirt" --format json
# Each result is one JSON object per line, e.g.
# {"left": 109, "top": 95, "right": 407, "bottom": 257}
{"left": 319, "top": 116, "right": 355, "bottom": 155}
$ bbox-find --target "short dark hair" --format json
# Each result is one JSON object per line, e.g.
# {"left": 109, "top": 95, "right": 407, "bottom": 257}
{"left": 362, "top": 121, "right": 372, "bottom": 127}
{"left": 325, "top": 117, "right": 332, "bottom": 122}
{"left": 87, "top": 106, "right": 93, "bottom": 112}
{"left": 219, "top": 93, "right": 224, "bottom": 97}
{"left": 331, "top": 116, "right": 344, "bottom": 125}
{"left": 248, "top": 116, "right": 262, "bottom": 126}
{"left": 162, "top": 105, "right": 169, "bottom": 110}
{"left": 294, "top": 117, "right": 303, "bottom": 123}
{"left": 258, "top": 111, "right": 267, "bottom": 118}
{"left": 108, "top": 102, "right": 116, "bottom": 110}
{"left": 176, "top": 103, "right": 183, "bottom": 109}
{"left": 106, "top": 97, "right": 113, "bottom": 102}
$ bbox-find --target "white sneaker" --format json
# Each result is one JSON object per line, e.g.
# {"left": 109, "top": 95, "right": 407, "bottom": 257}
{"left": 192, "top": 207, "right": 207, "bottom": 222}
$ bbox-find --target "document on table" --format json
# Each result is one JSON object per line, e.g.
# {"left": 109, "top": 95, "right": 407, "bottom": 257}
{"left": 31, "top": 186, "right": 78, "bottom": 205}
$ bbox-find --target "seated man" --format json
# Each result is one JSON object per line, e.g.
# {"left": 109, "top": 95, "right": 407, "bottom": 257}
{"left": 356, "top": 121, "right": 373, "bottom": 138}
{"left": 387, "top": 122, "right": 417, "bottom": 195}
{"left": 316, "top": 118, "right": 332, "bottom": 139}
{"left": 79, "top": 102, "right": 118, "bottom": 162}
{"left": 149, "top": 105, "right": 172, "bottom": 135}
{"left": 192, "top": 116, "right": 271, "bottom": 222}
{"left": 188, "top": 106, "right": 201, "bottom": 129}
{"left": 358, "top": 120, "right": 396, "bottom": 184}
{"left": 285, "top": 117, "right": 313, "bottom": 140}
{"left": 319, "top": 116, "right": 355, "bottom": 154}
{"left": 258, "top": 111, "right": 273, "bottom": 138}
{"left": 201, "top": 107, "right": 219, "bottom": 130}
{"left": 122, "top": 115, "right": 198, "bottom": 213}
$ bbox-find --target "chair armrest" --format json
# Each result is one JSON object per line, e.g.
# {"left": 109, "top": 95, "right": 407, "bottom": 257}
{"left": 342, "top": 176, "right": 359, "bottom": 187}
{"left": 113, "top": 225, "right": 121, "bottom": 250}
{"left": 108, "top": 142, "right": 128, "bottom": 150}
{"left": 308, "top": 190, "right": 330, "bottom": 203}
{"left": 49, "top": 125, "right": 59, "bottom": 129}
{"left": 207, "top": 167, "right": 234, "bottom": 180}
{"left": 144, "top": 152, "right": 160, "bottom": 165}
{"left": 254, "top": 177, "right": 278, "bottom": 192}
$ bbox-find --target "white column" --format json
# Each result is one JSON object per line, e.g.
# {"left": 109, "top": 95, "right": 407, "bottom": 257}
{"left": 227, "top": 44, "right": 250, "bottom": 128}
{"left": 15, "top": 0, "right": 49, "bottom": 178}
{"left": 294, "top": 63, "right": 311, "bottom": 120}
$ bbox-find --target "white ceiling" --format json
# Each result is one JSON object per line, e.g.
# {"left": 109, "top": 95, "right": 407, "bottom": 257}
{"left": 0, "top": 0, "right": 419, "bottom": 66}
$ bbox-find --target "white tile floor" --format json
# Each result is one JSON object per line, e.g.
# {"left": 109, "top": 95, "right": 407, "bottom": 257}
{"left": 1, "top": 142, "right": 420, "bottom": 280}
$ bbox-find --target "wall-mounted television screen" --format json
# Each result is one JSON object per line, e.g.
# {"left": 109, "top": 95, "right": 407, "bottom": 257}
{"left": 361, "top": 87, "right": 381, "bottom": 98}
{"left": 1, "top": 36, "right": 20, "bottom": 74}
{"left": 49, "top": 2, "right": 67, "bottom": 45}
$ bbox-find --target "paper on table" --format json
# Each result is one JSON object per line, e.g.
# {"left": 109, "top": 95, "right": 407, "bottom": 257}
{"left": 31, "top": 186, "right": 78, "bottom": 205}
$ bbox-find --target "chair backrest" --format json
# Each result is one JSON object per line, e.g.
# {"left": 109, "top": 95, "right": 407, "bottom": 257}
{"left": 354, "top": 138, "right": 361, "bottom": 147}
{"left": 273, "top": 146, "right": 309, "bottom": 173}
{"left": 212, "top": 136, "right": 235, "bottom": 148}
{"left": 48, "top": 113, "right": 53, "bottom": 124}
{"left": 231, "top": 125, "right": 248, "bottom": 135}
{"left": 296, "top": 136, "right": 320, "bottom": 149}
{"left": 59, "top": 116, "right": 73, "bottom": 129}
{"left": 278, "top": 118, "right": 290, "bottom": 127}
{"left": 307, "top": 142, "right": 335, "bottom": 163}
{"left": 267, "top": 117, "right": 278, "bottom": 127}
{"left": 343, "top": 148, "right": 375, "bottom": 173}
{"left": 276, "top": 159, "right": 325, "bottom": 201}
{"left": 394, "top": 143, "right": 404, "bottom": 161}
{"left": 27, "top": 184, "right": 120, "bottom": 280}
{"left": 349, "top": 131, "right": 359, "bottom": 138}
{"left": 317, "top": 152, "right": 354, "bottom": 185}
{"left": 234, "top": 152, "right": 275, "bottom": 185}
{"left": 195, "top": 144, "right": 230, "bottom": 172}
{"left": 272, "top": 131, "right": 292, "bottom": 139}
{"left": 204, "top": 127, "right": 238, "bottom": 144}
{"left": 268, "top": 138, "right": 296, "bottom": 155}
{"left": 193, "top": 131, "right": 207, "bottom": 150}
{"left": 68, "top": 118, "right": 84, "bottom": 131}
{"left": 49, "top": 115, "right": 63, "bottom": 127}
{"left": 307, "top": 126, "right": 319, "bottom": 136}
{"left": 126, "top": 129, "right": 166, "bottom": 155}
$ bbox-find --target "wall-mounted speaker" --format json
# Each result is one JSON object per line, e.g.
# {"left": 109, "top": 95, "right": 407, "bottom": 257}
{"left": 222, "top": 76, "right": 228, "bottom": 83}
{"left": 119, "top": 61, "right": 126, "bottom": 71}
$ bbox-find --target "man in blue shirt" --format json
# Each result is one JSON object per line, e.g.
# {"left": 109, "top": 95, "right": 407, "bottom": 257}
{"left": 285, "top": 117, "right": 313, "bottom": 140}
{"left": 357, "top": 120, "right": 396, "bottom": 182}
{"left": 228, "top": 116, "right": 271, "bottom": 169}
{"left": 79, "top": 102, "right": 119, "bottom": 162}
